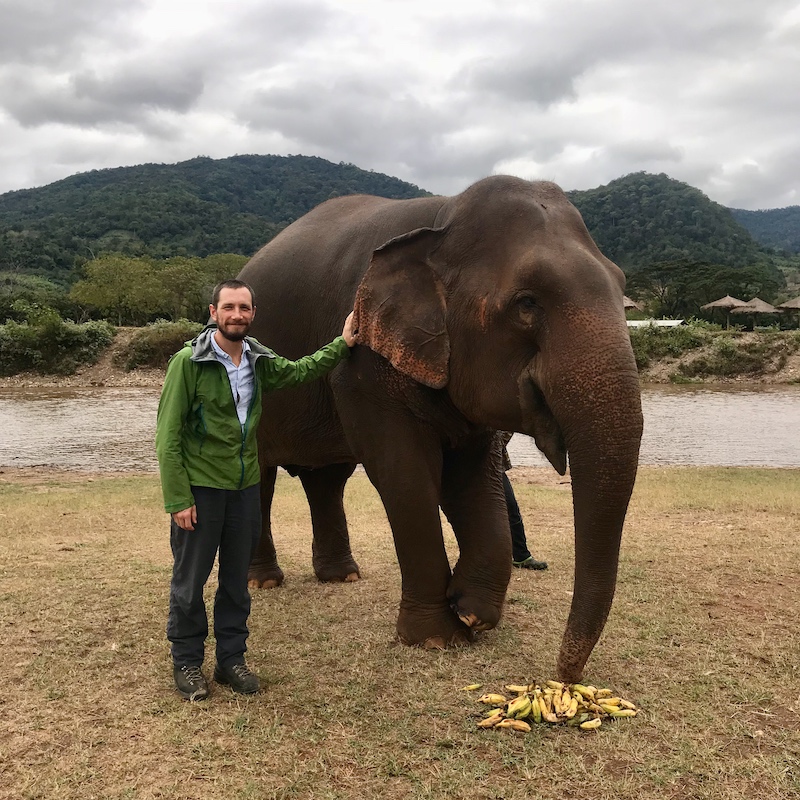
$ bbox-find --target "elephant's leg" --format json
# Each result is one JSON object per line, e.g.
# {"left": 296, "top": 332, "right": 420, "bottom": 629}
{"left": 440, "top": 439, "right": 511, "bottom": 633}
{"left": 247, "top": 466, "right": 285, "bottom": 589}
{"left": 336, "top": 402, "right": 469, "bottom": 648}
{"left": 370, "top": 464, "right": 471, "bottom": 649}
{"left": 298, "top": 463, "right": 361, "bottom": 583}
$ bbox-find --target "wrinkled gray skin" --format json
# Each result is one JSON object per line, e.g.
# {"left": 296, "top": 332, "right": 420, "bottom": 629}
{"left": 239, "top": 175, "right": 642, "bottom": 682}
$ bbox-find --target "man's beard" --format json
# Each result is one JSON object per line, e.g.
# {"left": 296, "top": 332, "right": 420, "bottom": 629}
{"left": 217, "top": 322, "right": 250, "bottom": 342}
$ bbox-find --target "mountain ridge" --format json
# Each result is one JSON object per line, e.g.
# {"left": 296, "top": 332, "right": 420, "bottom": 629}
{"left": 0, "top": 155, "right": 796, "bottom": 285}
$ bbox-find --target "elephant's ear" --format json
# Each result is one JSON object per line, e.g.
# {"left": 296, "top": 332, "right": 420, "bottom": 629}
{"left": 353, "top": 227, "right": 449, "bottom": 389}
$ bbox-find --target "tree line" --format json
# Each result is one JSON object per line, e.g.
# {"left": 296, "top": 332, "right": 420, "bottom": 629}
{"left": 1, "top": 254, "right": 248, "bottom": 327}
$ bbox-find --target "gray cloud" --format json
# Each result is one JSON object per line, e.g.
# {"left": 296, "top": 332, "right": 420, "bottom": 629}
{"left": 0, "top": 0, "right": 146, "bottom": 65}
{"left": 0, "top": 0, "right": 797, "bottom": 209}
{"left": 1, "top": 62, "right": 206, "bottom": 128}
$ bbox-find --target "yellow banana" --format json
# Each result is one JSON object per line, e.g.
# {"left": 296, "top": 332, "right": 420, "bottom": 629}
{"left": 546, "top": 680, "right": 564, "bottom": 691}
{"left": 595, "top": 688, "right": 612, "bottom": 699}
{"left": 504, "top": 684, "right": 529, "bottom": 694}
{"left": 496, "top": 718, "right": 532, "bottom": 732}
{"left": 580, "top": 717, "right": 602, "bottom": 730}
{"left": 530, "top": 697, "right": 542, "bottom": 723}
{"left": 564, "top": 696, "right": 579, "bottom": 719}
{"left": 460, "top": 683, "right": 483, "bottom": 691}
{"left": 552, "top": 691, "right": 564, "bottom": 715}
{"left": 543, "top": 710, "right": 560, "bottom": 724}
{"left": 620, "top": 700, "right": 637, "bottom": 710}
{"left": 602, "top": 697, "right": 622, "bottom": 707}
{"left": 561, "top": 688, "right": 572, "bottom": 711}
{"left": 507, "top": 695, "right": 533, "bottom": 719}
{"left": 609, "top": 708, "right": 637, "bottom": 718}
{"left": 600, "top": 703, "right": 622, "bottom": 715}
{"left": 568, "top": 712, "right": 592, "bottom": 727}
{"left": 477, "top": 713, "right": 504, "bottom": 728}
{"left": 538, "top": 696, "right": 551, "bottom": 720}
{"left": 478, "top": 693, "right": 508, "bottom": 705}
{"left": 571, "top": 684, "right": 596, "bottom": 702}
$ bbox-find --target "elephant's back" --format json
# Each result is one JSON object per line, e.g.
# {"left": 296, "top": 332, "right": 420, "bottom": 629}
{"left": 239, "top": 193, "right": 445, "bottom": 356}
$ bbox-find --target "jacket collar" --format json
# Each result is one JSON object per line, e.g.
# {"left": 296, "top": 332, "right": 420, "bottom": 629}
{"left": 189, "top": 324, "right": 276, "bottom": 363}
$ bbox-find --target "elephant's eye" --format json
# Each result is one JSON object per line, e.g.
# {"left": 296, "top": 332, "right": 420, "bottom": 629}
{"left": 512, "top": 293, "right": 540, "bottom": 328}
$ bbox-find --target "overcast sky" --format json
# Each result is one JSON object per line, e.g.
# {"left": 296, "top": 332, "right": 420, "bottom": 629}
{"left": 0, "top": 0, "right": 798, "bottom": 210}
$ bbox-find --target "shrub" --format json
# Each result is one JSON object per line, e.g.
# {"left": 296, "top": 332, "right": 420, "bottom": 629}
{"left": 628, "top": 324, "right": 709, "bottom": 369}
{"left": 0, "top": 312, "right": 115, "bottom": 376}
{"left": 116, "top": 319, "right": 204, "bottom": 371}
{"left": 678, "top": 332, "right": 799, "bottom": 377}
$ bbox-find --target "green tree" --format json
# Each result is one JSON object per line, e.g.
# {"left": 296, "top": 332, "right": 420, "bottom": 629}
{"left": 0, "top": 272, "right": 74, "bottom": 322}
{"left": 627, "top": 260, "right": 785, "bottom": 318}
{"left": 70, "top": 255, "right": 163, "bottom": 325}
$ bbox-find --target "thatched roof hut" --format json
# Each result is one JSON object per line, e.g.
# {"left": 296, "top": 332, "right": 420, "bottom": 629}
{"left": 730, "top": 297, "right": 779, "bottom": 315}
{"left": 700, "top": 295, "right": 747, "bottom": 328}
{"left": 700, "top": 295, "right": 746, "bottom": 311}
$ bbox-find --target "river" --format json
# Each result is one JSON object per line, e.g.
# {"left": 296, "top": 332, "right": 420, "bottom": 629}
{"left": 1, "top": 385, "right": 799, "bottom": 471}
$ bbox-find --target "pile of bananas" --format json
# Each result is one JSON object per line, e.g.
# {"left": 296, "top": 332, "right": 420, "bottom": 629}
{"left": 462, "top": 681, "right": 638, "bottom": 732}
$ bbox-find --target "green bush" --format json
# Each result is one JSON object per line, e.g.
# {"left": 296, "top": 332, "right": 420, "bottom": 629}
{"left": 628, "top": 324, "right": 709, "bottom": 369}
{"left": 678, "top": 332, "right": 800, "bottom": 377}
{"left": 0, "top": 311, "right": 115, "bottom": 376}
{"left": 116, "top": 319, "right": 204, "bottom": 371}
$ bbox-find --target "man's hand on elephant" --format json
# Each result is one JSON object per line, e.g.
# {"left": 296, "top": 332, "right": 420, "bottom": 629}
{"left": 172, "top": 505, "right": 197, "bottom": 531}
{"left": 342, "top": 311, "right": 357, "bottom": 347}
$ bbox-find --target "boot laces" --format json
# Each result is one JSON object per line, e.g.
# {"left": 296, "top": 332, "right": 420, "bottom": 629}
{"left": 231, "top": 663, "right": 253, "bottom": 679}
{"left": 181, "top": 665, "right": 204, "bottom": 683}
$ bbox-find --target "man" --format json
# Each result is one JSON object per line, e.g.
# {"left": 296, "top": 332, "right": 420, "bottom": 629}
{"left": 156, "top": 279, "right": 355, "bottom": 700}
{"left": 500, "top": 433, "right": 548, "bottom": 571}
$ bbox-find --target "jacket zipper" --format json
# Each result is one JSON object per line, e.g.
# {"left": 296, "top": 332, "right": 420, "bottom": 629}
{"left": 238, "top": 360, "right": 260, "bottom": 489}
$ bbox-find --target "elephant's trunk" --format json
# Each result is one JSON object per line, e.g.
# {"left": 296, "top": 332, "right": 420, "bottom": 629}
{"left": 532, "top": 312, "right": 643, "bottom": 682}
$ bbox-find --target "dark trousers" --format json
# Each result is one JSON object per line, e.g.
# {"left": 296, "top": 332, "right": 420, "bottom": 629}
{"left": 502, "top": 472, "right": 532, "bottom": 563}
{"left": 167, "top": 484, "right": 261, "bottom": 667}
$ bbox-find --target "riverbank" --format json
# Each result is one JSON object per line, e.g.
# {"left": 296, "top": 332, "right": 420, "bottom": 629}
{"left": 1, "top": 326, "right": 799, "bottom": 388}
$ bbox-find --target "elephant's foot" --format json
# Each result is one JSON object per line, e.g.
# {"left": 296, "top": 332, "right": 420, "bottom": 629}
{"left": 247, "top": 562, "right": 285, "bottom": 590}
{"left": 312, "top": 556, "right": 361, "bottom": 584}
{"left": 446, "top": 585, "right": 503, "bottom": 633}
{"left": 447, "top": 564, "right": 506, "bottom": 633}
{"left": 396, "top": 600, "right": 474, "bottom": 648}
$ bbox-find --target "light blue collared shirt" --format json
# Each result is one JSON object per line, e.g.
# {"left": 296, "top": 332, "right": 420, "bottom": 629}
{"left": 210, "top": 334, "right": 254, "bottom": 428}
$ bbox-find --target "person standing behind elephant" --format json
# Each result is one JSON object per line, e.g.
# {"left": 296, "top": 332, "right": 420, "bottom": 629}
{"left": 500, "top": 433, "right": 548, "bottom": 571}
{"left": 156, "top": 279, "right": 356, "bottom": 701}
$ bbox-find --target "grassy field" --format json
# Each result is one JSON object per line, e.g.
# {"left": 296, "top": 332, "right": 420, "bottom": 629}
{"left": 0, "top": 466, "right": 798, "bottom": 800}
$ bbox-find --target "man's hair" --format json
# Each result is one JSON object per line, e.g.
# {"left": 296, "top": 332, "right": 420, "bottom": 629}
{"left": 211, "top": 279, "right": 256, "bottom": 307}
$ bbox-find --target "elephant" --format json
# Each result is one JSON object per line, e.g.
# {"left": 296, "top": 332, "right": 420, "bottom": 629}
{"left": 238, "top": 175, "right": 643, "bottom": 682}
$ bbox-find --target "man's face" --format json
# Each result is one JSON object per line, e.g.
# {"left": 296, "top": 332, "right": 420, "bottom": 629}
{"left": 210, "top": 287, "right": 255, "bottom": 342}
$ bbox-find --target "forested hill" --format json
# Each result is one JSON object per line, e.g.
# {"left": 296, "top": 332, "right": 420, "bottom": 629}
{"left": 729, "top": 206, "right": 800, "bottom": 254}
{"left": 567, "top": 172, "right": 763, "bottom": 270}
{"left": 0, "top": 156, "right": 791, "bottom": 285}
{"left": 0, "top": 155, "right": 430, "bottom": 280}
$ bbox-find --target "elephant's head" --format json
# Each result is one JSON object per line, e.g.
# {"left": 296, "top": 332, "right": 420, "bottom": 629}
{"left": 353, "top": 175, "right": 643, "bottom": 681}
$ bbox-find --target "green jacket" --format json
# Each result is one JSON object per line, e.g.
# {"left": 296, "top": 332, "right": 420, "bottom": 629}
{"left": 156, "top": 325, "right": 350, "bottom": 513}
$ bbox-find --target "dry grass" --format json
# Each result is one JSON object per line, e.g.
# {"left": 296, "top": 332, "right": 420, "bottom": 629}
{"left": 0, "top": 466, "right": 798, "bottom": 800}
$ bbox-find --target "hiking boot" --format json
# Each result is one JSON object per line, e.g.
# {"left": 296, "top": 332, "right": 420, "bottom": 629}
{"left": 173, "top": 664, "right": 209, "bottom": 701}
{"left": 513, "top": 556, "right": 548, "bottom": 570}
{"left": 214, "top": 661, "right": 260, "bottom": 695}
